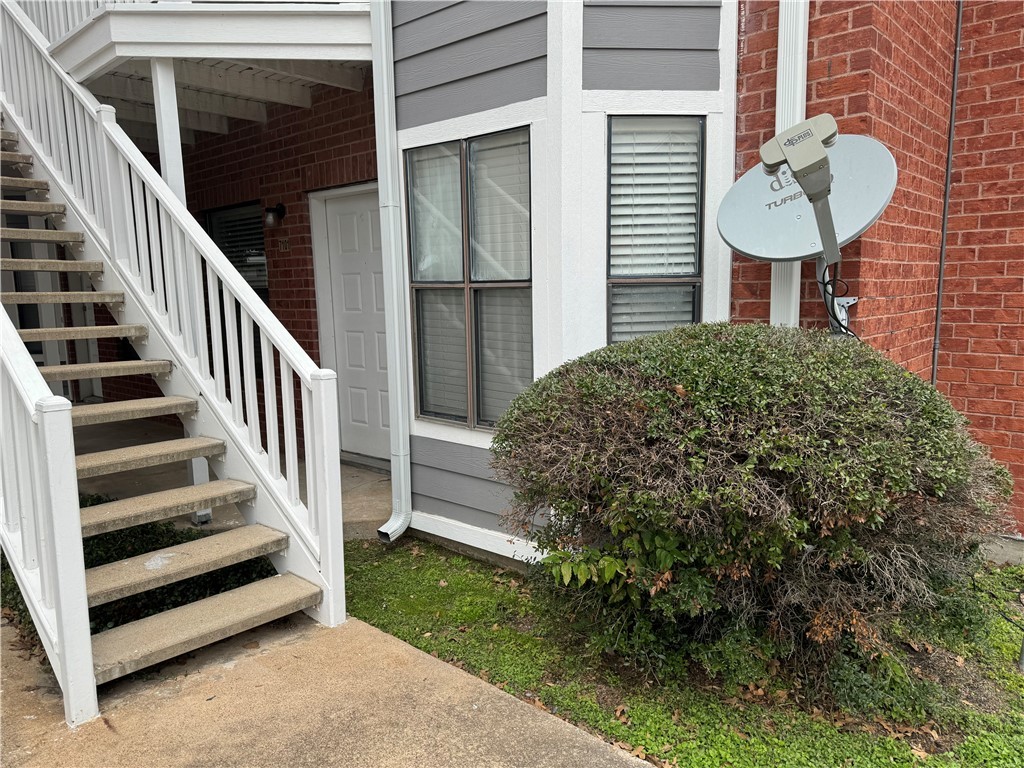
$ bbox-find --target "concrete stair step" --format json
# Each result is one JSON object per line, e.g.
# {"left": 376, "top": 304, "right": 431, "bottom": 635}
{"left": 91, "top": 573, "right": 321, "bottom": 684}
{"left": 39, "top": 359, "right": 170, "bottom": 382}
{"left": 1, "top": 227, "right": 84, "bottom": 244}
{"left": 1, "top": 176, "right": 48, "bottom": 192}
{"left": 76, "top": 436, "right": 225, "bottom": 479}
{"left": 0, "top": 151, "right": 32, "bottom": 166}
{"left": 80, "top": 479, "right": 256, "bottom": 537}
{"left": 0, "top": 131, "right": 18, "bottom": 145}
{"left": 72, "top": 396, "right": 197, "bottom": 427}
{"left": 86, "top": 525, "right": 288, "bottom": 607}
{"left": 2, "top": 258, "right": 101, "bottom": 273}
{"left": 18, "top": 324, "right": 146, "bottom": 343}
{"left": 1, "top": 199, "right": 65, "bottom": 216}
{"left": 1, "top": 291, "right": 123, "bottom": 305}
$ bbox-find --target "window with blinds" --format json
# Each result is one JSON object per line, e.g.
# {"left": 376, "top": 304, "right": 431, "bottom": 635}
{"left": 206, "top": 203, "right": 268, "bottom": 302}
{"left": 608, "top": 116, "right": 704, "bottom": 342}
{"left": 407, "top": 127, "right": 533, "bottom": 427}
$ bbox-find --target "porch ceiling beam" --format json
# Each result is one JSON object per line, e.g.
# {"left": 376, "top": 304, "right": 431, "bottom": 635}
{"left": 118, "top": 119, "right": 196, "bottom": 146}
{"left": 89, "top": 75, "right": 268, "bottom": 123}
{"left": 115, "top": 60, "right": 313, "bottom": 108}
{"left": 222, "top": 59, "right": 366, "bottom": 92}
{"left": 102, "top": 98, "right": 231, "bottom": 135}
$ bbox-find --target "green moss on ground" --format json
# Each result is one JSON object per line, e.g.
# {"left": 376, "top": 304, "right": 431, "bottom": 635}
{"left": 345, "top": 539, "right": 1024, "bottom": 768}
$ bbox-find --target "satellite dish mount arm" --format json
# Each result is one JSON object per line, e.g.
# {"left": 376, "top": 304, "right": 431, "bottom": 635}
{"left": 760, "top": 114, "right": 853, "bottom": 335}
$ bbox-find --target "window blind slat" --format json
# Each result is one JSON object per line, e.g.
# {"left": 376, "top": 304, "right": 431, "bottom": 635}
{"left": 417, "top": 289, "right": 467, "bottom": 419}
{"left": 207, "top": 203, "right": 267, "bottom": 297}
{"left": 408, "top": 142, "right": 463, "bottom": 282}
{"left": 609, "top": 284, "right": 697, "bottom": 343}
{"left": 609, "top": 116, "right": 702, "bottom": 279}
{"left": 476, "top": 288, "right": 532, "bottom": 425}
{"left": 469, "top": 128, "right": 531, "bottom": 282}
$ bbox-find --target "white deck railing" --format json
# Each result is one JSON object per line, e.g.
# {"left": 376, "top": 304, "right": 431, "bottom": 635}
{"left": 13, "top": 0, "right": 106, "bottom": 44}
{"left": 1, "top": 1, "right": 345, "bottom": 723}
{"left": 0, "top": 312, "right": 97, "bottom": 725}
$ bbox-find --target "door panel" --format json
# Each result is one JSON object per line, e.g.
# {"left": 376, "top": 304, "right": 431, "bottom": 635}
{"left": 324, "top": 191, "right": 390, "bottom": 461}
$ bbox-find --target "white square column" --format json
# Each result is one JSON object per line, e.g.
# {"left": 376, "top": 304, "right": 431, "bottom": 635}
{"left": 149, "top": 57, "right": 186, "bottom": 203}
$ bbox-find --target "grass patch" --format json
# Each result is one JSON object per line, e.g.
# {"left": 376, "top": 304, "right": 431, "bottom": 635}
{"left": 345, "top": 538, "right": 1024, "bottom": 768}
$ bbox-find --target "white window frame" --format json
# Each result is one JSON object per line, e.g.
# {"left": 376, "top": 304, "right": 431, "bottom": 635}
{"left": 397, "top": 100, "right": 547, "bottom": 445}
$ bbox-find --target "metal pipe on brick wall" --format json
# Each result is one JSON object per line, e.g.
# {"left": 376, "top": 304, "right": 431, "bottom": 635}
{"left": 931, "top": 0, "right": 964, "bottom": 386}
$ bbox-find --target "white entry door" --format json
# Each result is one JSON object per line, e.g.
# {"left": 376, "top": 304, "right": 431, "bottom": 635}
{"left": 317, "top": 189, "right": 390, "bottom": 461}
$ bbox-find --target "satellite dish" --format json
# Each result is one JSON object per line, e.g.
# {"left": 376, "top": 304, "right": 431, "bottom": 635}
{"left": 717, "top": 115, "right": 897, "bottom": 336}
{"left": 718, "top": 135, "right": 897, "bottom": 263}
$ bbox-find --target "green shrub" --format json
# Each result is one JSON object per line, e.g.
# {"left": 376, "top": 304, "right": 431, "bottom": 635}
{"left": 492, "top": 323, "right": 1012, "bottom": 672}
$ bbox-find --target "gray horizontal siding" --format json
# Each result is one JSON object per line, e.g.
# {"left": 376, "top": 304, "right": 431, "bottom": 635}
{"left": 583, "top": 5, "right": 720, "bottom": 50}
{"left": 393, "top": 1, "right": 547, "bottom": 130}
{"left": 395, "top": 14, "right": 547, "bottom": 97}
{"left": 411, "top": 436, "right": 514, "bottom": 535}
{"left": 583, "top": 50, "right": 719, "bottom": 90}
{"left": 394, "top": 0, "right": 546, "bottom": 59}
{"left": 582, "top": 2, "right": 721, "bottom": 91}
{"left": 413, "top": 494, "right": 509, "bottom": 533}
{"left": 396, "top": 59, "right": 547, "bottom": 130}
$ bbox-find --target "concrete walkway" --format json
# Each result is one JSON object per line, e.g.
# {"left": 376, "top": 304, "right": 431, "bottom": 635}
{"left": 2, "top": 615, "right": 643, "bottom": 768}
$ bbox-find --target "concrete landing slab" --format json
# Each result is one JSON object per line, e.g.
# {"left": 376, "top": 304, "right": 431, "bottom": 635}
{"left": 2, "top": 617, "right": 643, "bottom": 768}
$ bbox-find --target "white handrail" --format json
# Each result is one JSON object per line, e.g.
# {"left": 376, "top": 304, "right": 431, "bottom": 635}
{"left": 0, "top": 313, "right": 97, "bottom": 726}
{"left": 0, "top": 0, "right": 345, "bottom": 724}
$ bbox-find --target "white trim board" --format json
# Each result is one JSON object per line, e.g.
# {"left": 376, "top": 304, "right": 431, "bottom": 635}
{"left": 396, "top": 98, "right": 547, "bottom": 150}
{"left": 410, "top": 510, "right": 541, "bottom": 563}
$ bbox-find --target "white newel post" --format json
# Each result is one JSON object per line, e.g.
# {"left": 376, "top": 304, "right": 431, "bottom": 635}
{"left": 96, "top": 106, "right": 130, "bottom": 266}
{"left": 309, "top": 370, "right": 345, "bottom": 625}
{"left": 37, "top": 395, "right": 98, "bottom": 726}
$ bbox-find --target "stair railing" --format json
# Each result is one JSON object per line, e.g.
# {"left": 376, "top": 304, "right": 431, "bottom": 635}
{"left": 0, "top": 312, "right": 97, "bottom": 726}
{"left": 1, "top": 2, "right": 344, "bottom": 624}
{"left": 13, "top": 0, "right": 107, "bottom": 44}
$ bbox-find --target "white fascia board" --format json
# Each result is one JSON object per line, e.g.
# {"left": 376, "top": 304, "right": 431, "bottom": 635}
{"left": 51, "top": 3, "right": 371, "bottom": 82}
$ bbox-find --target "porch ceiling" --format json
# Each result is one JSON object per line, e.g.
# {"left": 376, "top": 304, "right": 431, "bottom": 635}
{"left": 79, "top": 57, "right": 367, "bottom": 153}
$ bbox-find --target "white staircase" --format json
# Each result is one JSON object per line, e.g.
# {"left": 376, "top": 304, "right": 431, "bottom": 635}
{"left": 0, "top": 2, "right": 345, "bottom": 726}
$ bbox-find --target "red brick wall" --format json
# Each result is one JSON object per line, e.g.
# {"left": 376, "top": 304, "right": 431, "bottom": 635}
{"left": 733, "top": 0, "right": 957, "bottom": 376}
{"left": 183, "top": 83, "right": 377, "bottom": 364}
{"left": 95, "top": 83, "right": 377, "bottom": 417}
{"left": 938, "top": 1, "right": 1024, "bottom": 521}
{"left": 732, "top": 0, "right": 1022, "bottom": 527}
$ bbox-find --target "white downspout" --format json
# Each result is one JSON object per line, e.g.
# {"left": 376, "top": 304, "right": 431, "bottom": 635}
{"left": 768, "top": 0, "right": 810, "bottom": 327}
{"left": 370, "top": 0, "right": 413, "bottom": 542}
